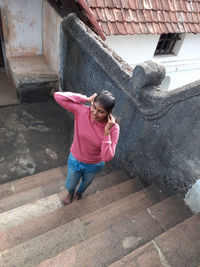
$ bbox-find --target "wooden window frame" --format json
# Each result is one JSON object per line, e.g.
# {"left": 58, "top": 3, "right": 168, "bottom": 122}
{"left": 154, "top": 33, "right": 181, "bottom": 56}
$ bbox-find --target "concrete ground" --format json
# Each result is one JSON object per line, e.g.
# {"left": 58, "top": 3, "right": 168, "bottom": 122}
{"left": 0, "top": 101, "right": 74, "bottom": 184}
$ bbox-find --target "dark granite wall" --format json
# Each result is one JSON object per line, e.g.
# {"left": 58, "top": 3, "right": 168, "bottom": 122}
{"left": 59, "top": 14, "right": 200, "bottom": 196}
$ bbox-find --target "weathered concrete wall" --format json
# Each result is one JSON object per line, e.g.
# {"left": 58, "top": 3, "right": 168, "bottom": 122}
{"left": 43, "top": 0, "right": 62, "bottom": 75}
{"left": 60, "top": 14, "right": 200, "bottom": 212}
{"left": 0, "top": 0, "right": 42, "bottom": 57}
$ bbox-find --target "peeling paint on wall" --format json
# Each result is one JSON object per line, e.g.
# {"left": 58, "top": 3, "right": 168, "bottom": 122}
{"left": 43, "top": 0, "right": 62, "bottom": 75}
{"left": 1, "top": 0, "right": 43, "bottom": 57}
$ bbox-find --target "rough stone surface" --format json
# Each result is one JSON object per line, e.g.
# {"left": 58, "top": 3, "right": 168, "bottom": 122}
{"left": 0, "top": 178, "right": 66, "bottom": 213}
{"left": 82, "top": 190, "right": 152, "bottom": 237}
{"left": 129, "top": 60, "right": 166, "bottom": 97}
{"left": 110, "top": 214, "right": 200, "bottom": 267}
{"left": 60, "top": 14, "right": 200, "bottom": 198}
{"left": 143, "top": 183, "right": 167, "bottom": 204}
{"left": 13, "top": 167, "right": 65, "bottom": 193}
{"left": 0, "top": 183, "right": 13, "bottom": 200}
{"left": 149, "top": 194, "right": 193, "bottom": 231}
{"left": 155, "top": 214, "right": 200, "bottom": 267}
{"left": 38, "top": 209, "right": 163, "bottom": 267}
{"left": 0, "top": 218, "right": 88, "bottom": 267}
{"left": 0, "top": 193, "right": 63, "bottom": 230}
{"left": 109, "top": 242, "right": 163, "bottom": 267}
{"left": 0, "top": 177, "right": 142, "bottom": 252}
{"left": 0, "top": 186, "right": 45, "bottom": 213}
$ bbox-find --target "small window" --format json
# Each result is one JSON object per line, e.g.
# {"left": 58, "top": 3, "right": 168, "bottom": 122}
{"left": 154, "top": 33, "right": 181, "bottom": 56}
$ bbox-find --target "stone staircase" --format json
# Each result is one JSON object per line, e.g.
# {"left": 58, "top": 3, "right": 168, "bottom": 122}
{"left": 0, "top": 166, "right": 199, "bottom": 267}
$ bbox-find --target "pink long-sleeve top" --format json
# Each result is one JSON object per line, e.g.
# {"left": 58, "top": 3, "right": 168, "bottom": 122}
{"left": 54, "top": 92, "right": 120, "bottom": 164}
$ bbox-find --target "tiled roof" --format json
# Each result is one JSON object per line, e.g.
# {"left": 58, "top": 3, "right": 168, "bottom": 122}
{"left": 86, "top": 0, "right": 200, "bottom": 35}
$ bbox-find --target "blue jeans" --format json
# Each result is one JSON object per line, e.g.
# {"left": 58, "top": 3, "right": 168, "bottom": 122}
{"left": 66, "top": 153, "right": 105, "bottom": 195}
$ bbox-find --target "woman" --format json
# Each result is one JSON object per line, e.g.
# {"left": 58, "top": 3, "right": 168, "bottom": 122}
{"left": 54, "top": 90, "right": 120, "bottom": 205}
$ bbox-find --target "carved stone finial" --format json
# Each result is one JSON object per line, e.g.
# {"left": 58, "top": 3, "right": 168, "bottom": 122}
{"left": 129, "top": 60, "right": 166, "bottom": 97}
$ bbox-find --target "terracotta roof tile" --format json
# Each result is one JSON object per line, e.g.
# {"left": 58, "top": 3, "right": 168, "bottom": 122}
{"left": 157, "top": 11, "right": 165, "bottom": 22}
{"left": 112, "top": 0, "right": 122, "bottom": 9}
{"left": 180, "top": 0, "right": 189, "bottom": 12}
{"left": 105, "top": 0, "right": 114, "bottom": 8}
{"left": 152, "top": 23, "right": 162, "bottom": 34}
{"left": 137, "top": 0, "right": 144, "bottom": 10}
{"left": 129, "top": 1, "right": 137, "bottom": 10}
{"left": 162, "top": 0, "right": 170, "bottom": 11}
{"left": 104, "top": 8, "right": 115, "bottom": 22}
{"left": 121, "top": 0, "right": 130, "bottom": 9}
{"left": 143, "top": 0, "right": 152, "bottom": 10}
{"left": 95, "top": 8, "right": 105, "bottom": 21}
{"left": 146, "top": 22, "right": 154, "bottom": 33}
{"left": 129, "top": 10, "right": 139, "bottom": 22}
{"left": 184, "top": 23, "right": 191, "bottom": 32}
{"left": 163, "top": 11, "right": 171, "bottom": 22}
{"left": 113, "top": 8, "right": 123, "bottom": 21}
{"left": 143, "top": 10, "right": 152, "bottom": 22}
{"left": 150, "top": 0, "right": 157, "bottom": 10}
{"left": 187, "top": 12, "right": 194, "bottom": 23}
{"left": 169, "top": 11, "right": 178, "bottom": 22}
{"left": 115, "top": 21, "right": 127, "bottom": 34}
{"left": 150, "top": 10, "right": 159, "bottom": 22}
{"left": 124, "top": 22, "right": 134, "bottom": 34}
{"left": 107, "top": 21, "right": 118, "bottom": 34}
{"left": 194, "top": 23, "right": 200, "bottom": 32}
{"left": 166, "top": 22, "right": 174, "bottom": 32}
{"left": 137, "top": 10, "right": 146, "bottom": 22}
{"left": 155, "top": 0, "right": 163, "bottom": 11}
{"left": 87, "top": 0, "right": 97, "bottom": 7}
{"left": 131, "top": 22, "right": 141, "bottom": 34}
{"left": 101, "top": 22, "right": 111, "bottom": 35}
{"left": 139, "top": 22, "right": 149, "bottom": 34}
{"left": 86, "top": 0, "right": 200, "bottom": 35}
{"left": 189, "top": 23, "right": 196, "bottom": 33}
{"left": 122, "top": 9, "right": 132, "bottom": 22}
{"left": 192, "top": 12, "right": 199, "bottom": 24}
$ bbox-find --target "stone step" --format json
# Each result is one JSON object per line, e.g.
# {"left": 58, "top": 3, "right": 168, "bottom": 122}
{"left": 0, "top": 177, "right": 143, "bottom": 231}
{"left": 0, "top": 184, "right": 168, "bottom": 266}
{"left": 0, "top": 169, "right": 129, "bottom": 213}
{"left": 36, "top": 194, "right": 192, "bottom": 267}
{"left": 109, "top": 213, "right": 200, "bottom": 267}
{"left": 83, "top": 193, "right": 192, "bottom": 238}
{"left": 0, "top": 167, "right": 65, "bottom": 200}
{"left": 0, "top": 183, "right": 156, "bottom": 253}
{"left": 0, "top": 164, "right": 123, "bottom": 200}
{"left": 0, "top": 179, "right": 65, "bottom": 214}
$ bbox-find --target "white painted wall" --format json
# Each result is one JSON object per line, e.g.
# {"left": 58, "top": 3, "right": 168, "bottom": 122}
{"left": 185, "top": 179, "right": 200, "bottom": 214}
{"left": 1, "top": 0, "right": 43, "bottom": 57}
{"left": 43, "top": 0, "right": 62, "bottom": 75}
{"left": 105, "top": 33, "right": 200, "bottom": 91}
{"left": 105, "top": 34, "right": 160, "bottom": 65}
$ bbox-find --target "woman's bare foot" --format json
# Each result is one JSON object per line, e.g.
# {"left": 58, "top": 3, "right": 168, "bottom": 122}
{"left": 63, "top": 193, "right": 73, "bottom": 205}
{"left": 74, "top": 192, "right": 82, "bottom": 201}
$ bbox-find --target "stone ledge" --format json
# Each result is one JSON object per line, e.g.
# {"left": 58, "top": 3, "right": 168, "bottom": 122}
{"left": 8, "top": 56, "right": 58, "bottom": 103}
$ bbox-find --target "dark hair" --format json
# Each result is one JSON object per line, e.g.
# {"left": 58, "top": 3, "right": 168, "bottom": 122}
{"left": 94, "top": 90, "right": 115, "bottom": 114}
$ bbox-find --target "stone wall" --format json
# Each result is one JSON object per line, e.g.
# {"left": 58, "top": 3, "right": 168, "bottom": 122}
{"left": 60, "top": 14, "right": 200, "bottom": 207}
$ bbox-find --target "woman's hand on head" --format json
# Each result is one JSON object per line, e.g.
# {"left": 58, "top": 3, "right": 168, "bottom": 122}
{"left": 87, "top": 93, "right": 97, "bottom": 103}
{"left": 104, "top": 114, "right": 116, "bottom": 136}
